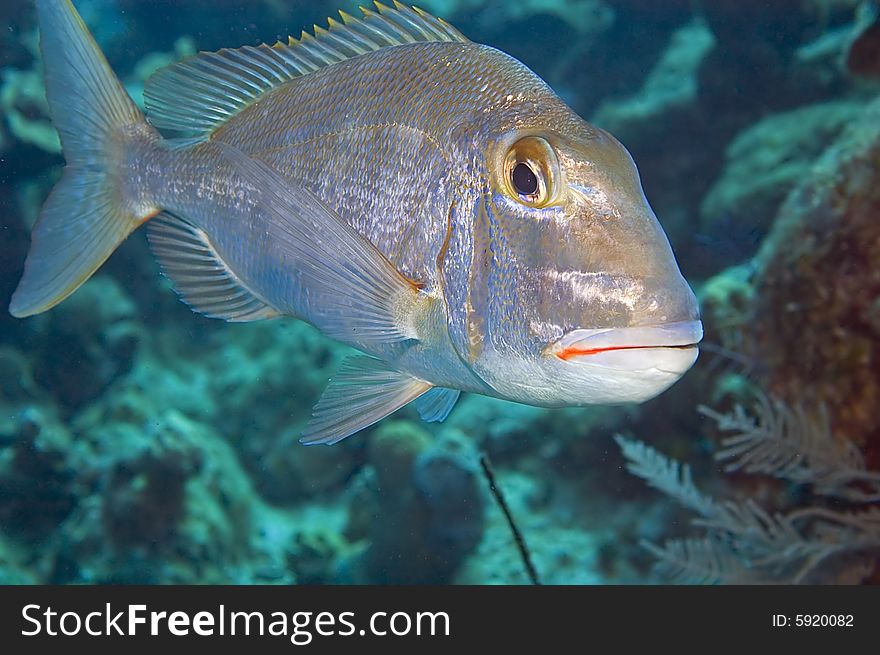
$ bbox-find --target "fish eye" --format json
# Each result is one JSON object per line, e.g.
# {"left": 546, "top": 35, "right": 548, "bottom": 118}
{"left": 512, "top": 163, "right": 538, "bottom": 196}
{"left": 502, "top": 136, "right": 559, "bottom": 208}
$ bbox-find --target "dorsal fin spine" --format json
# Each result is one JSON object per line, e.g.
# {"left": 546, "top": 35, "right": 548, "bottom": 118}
{"left": 307, "top": 30, "right": 346, "bottom": 62}
{"left": 276, "top": 41, "right": 317, "bottom": 74}
{"left": 229, "top": 47, "right": 284, "bottom": 83}
{"left": 144, "top": 2, "right": 468, "bottom": 138}
{"left": 385, "top": 14, "right": 424, "bottom": 40}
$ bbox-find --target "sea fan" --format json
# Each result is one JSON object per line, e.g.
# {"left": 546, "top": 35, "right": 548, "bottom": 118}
{"left": 614, "top": 394, "right": 880, "bottom": 584}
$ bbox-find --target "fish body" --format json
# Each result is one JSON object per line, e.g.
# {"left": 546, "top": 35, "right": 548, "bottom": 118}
{"left": 10, "top": 0, "right": 702, "bottom": 443}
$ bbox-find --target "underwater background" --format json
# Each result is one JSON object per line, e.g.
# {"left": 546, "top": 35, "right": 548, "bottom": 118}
{"left": 1, "top": 0, "right": 879, "bottom": 584}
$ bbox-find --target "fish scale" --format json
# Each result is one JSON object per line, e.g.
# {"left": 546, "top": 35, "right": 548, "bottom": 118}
{"left": 210, "top": 41, "right": 560, "bottom": 284}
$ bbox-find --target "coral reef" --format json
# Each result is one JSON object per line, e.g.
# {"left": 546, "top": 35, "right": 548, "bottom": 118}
{"left": 26, "top": 276, "right": 143, "bottom": 412}
{"left": 344, "top": 422, "right": 484, "bottom": 583}
{"left": 0, "top": 405, "right": 76, "bottom": 544}
{"left": 699, "top": 100, "right": 865, "bottom": 237}
{"left": 1, "top": 0, "right": 878, "bottom": 585}
{"left": 1, "top": 64, "right": 59, "bottom": 154}
{"left": 845, "top": 1, "right": 880, "bottom": 78}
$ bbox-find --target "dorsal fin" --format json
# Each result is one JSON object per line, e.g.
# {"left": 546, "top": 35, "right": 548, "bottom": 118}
{"left": 144, "top": 2, "right": 468, "bottom": 138}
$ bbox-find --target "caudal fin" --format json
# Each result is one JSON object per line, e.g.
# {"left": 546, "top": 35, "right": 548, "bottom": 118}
{"left": 9, "top": 0, "right": 156, "bottom": 317}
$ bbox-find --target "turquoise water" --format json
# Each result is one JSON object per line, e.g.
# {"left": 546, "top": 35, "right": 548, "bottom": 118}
{"left": 1, "top": 0, "right": 878, "bottom": 584}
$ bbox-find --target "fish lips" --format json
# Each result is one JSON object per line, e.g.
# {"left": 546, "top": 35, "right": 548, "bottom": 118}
{"left": 548, "top": 320, "right": 703, "bottom": 373}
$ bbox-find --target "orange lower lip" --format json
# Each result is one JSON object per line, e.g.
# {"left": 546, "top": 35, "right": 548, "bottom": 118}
{"left": 557, "top": 344, "right": 695, "bottom": 361}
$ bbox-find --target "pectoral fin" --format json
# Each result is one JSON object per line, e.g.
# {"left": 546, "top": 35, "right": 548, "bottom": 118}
{"left": 414, "top": 387, "right": 460, "bottom": 423}
{"left": 301, "top": 356, "right": 432, "bottom": 445}
{"left": 216, "top": 142, "right": 425, "bottom": 347}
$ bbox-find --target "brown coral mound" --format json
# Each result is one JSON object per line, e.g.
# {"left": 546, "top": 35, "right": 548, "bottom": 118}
{"left": 748, "top": 97, "right": 880, "bottom": 464}
{"left": 847, "top": 18, "right": 880, "bottom": 79}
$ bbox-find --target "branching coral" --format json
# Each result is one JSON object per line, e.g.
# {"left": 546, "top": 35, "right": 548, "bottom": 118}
{"left": 615, "top": 394, "right": 880, "bottom": 584}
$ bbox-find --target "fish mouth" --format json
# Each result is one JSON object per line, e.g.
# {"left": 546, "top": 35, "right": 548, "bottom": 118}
{"left": 547, "top": 320, "right": 703, "bottom": 371}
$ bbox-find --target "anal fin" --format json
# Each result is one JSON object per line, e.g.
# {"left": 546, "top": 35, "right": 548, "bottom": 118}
{"left": 301, "top": 355, "right": 432, "bottom": 445}
{"left": 414, "top": 387, "right": 460, "bottom": 423}
{"left": 146, "top": 211, "right": 279, "bottom": 322}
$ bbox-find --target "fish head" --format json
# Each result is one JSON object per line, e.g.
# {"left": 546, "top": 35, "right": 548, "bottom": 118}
{"left": 463, "top": 114, "right": 701, "bottom": 406}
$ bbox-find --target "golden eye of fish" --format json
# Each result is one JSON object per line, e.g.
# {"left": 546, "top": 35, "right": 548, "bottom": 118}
{"left": 503, "top": 136, "right": 559, "bottom": 208}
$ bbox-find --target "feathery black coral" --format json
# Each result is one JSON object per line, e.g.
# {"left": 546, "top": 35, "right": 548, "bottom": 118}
{"left": 615, "top": 394, "right": 880, "bottom": 584}
{"left": 702, "top": 395, "right": 880, "bottom": 502}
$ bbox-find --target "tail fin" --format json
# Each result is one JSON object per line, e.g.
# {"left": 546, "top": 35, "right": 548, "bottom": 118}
{"left": 9, "top": 0, "right": 156, "bottom": 317}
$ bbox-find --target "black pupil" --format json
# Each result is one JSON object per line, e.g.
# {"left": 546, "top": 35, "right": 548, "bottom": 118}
{"left": 512, "top": 163, "right": 538, "bottom": 196}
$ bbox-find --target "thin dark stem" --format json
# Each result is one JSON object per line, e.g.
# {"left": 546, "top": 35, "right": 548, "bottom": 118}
{"left": 479, "top": 452, "right": 541, "bottom": 585}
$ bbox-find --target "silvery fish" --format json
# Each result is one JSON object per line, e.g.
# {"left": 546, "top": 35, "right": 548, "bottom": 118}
{"left": 10, "top": 0, "right": 703, "bottom": 444}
